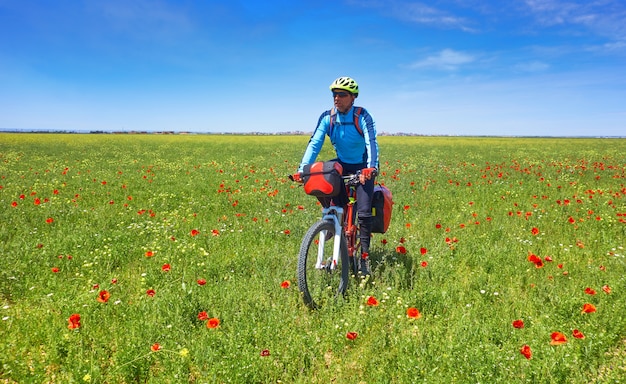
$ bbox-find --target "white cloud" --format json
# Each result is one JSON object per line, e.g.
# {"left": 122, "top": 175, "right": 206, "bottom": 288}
{"left": 524, "top": 0, "right": 626, "bottom": 40}
{"left": 408, "top": 49, "right": 476, "bottom": 70}
{"left": 513, "top": 60, "right": 550, "bottom": 72}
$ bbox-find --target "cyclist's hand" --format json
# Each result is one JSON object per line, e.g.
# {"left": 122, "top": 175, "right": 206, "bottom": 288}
{"left": 290, "top": 172, "right": 303, "bottom": 183}
{"left": 360, "top": 167, "right": 377, "bottom": 184}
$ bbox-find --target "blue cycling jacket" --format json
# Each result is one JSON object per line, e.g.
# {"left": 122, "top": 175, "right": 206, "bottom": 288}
{"left": 298, "top": 105, "right": 379, "bottom": 172}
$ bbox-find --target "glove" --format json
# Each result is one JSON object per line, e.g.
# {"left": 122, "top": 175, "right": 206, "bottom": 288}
{"left": 290, "top": 172, "right": 303, "bottom": 183}
{"left": 361, "top": 168, "right": 377, "bottom": 179}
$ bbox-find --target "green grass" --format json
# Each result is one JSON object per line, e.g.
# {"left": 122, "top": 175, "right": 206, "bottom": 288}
{"left": 0, "top": 133, "right": 625, "bottom": 383}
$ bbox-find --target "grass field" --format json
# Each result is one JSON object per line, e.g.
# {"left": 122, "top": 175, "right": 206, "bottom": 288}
{"left": 1, "top": 133, "right": 625, "bottom": 383}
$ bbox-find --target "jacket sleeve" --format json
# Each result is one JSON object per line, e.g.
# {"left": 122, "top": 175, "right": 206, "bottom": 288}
{"left": 360, "top": 108, "right": 379, "bottom": 169}
{"left": 298, "top": 111, "right": 330, "bottom": 172}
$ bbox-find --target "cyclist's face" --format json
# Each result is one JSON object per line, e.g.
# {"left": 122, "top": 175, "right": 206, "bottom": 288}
{"left": 332, "top": 89, "right": 355, "bottom": 113}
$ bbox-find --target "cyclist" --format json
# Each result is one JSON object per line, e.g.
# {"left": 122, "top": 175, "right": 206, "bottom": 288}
{"left": 297, "top": 76, "right": 379, "bottom": 276}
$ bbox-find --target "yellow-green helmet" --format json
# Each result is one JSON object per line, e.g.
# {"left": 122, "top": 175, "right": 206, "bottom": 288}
{"left": 329, "top": 76, "right": 359, "bottom": 97}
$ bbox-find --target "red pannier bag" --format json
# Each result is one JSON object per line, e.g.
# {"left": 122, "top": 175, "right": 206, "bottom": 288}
{"left": 371, "top": 185, "right": 393, "bottom": 233}
{"left": 301, "top": 161, "right": 344, "bottom": 197}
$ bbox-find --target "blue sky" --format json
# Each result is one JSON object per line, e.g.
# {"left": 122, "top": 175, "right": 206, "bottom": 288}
{"left": 1, "top": 0, "right": 625, "bottom": 136}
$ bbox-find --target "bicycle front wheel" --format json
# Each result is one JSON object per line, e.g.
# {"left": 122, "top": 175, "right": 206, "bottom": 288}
{"left": 297, "top": 219, "right": 349, "bottom": 310}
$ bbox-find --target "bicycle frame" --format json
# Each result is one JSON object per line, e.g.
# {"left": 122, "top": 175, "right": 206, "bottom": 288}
{"left": 314, "top": 175, "right": 360, "bottom": 271}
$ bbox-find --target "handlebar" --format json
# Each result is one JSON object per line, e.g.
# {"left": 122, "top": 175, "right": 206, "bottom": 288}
{"left": 288, "top": 169, "right": 377, "bottom": 187}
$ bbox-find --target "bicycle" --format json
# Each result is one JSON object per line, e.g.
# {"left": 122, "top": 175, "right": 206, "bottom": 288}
{"left": 290, "top": 168, "right": 371, "bottom": 310}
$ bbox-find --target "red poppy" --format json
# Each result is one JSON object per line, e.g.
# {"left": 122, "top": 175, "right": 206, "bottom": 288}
{"left": 51, "top": 267, "right": 59, "bottom": 273}
{"left": 198, "top": 311, "right": 209, "bottom": 321}
{"left": 420, "top": 261, "right": 428, "bottom": 268}
{"left": 550, "top": 332, "right": 567, "bottom": 345}
{"left": 146, "top": 289, "right": 156, "bottom": 297}
{"left": 406, "top": 307, "right": 421, "bottom": 319}
{"left": 395, "top": 246, "right": 407, "bottom": 255}
{"left": 34, "top": 198, "right": 41, "bottom": 205}
{"left": 512, "top": 319, "right": 524, "bottom": 329}
{"left": 260, "top": 349, "right": 270, "bottom": 356}
{"left": 420, "top": 247, "right": 427, "bottom": 255}
{"left": 11, "top": 201, "right": 17, "bottom": 207}
{"left": 572, "top": 329, "right": 585, "bottom": 339}
{"left": 381, "top": 238, "right": 388, "bottom": 245}
{"left": 197, "top": 278, "right": 207, "bottom": 286}
{"left": 190, "top": 229, "right": 200, "bottom": 236}
{"left": 366, "top": 296, "right": 379, "bottom": 306}
{"left": 284, "top": 229, "right": 291, "bottom": 235}
{"left": 67, "top": 313, "right": 81, "bottom": 329}
{"left": 161, "top": 263, "right": 171, "bottom": 272}
{"left": 584, "top": 287, "right": 596, "bottom": 295}
{"left": 206, "top": 318, "right": 220, "bottom": 328}
{"left": 520, "top": 345, "right": 532, "bottom": 359}
{"left": 346, "top": 332, "right": 358, "bottom": 340}
{"left": 280, "top": 280, "right": 290, "bottom": 289}
{"left": 211, "top": 229, "right": 220, "bottom": 236}
{"left": 602, "top": 285, "right": 611, "bottom": 294}
{"left": 97, "top": 290, "right": 110, "bottom": 303}
{"left": 527, "top": 253, "right": 544, "bottom": 268}
{"left": 531, "top": 227, "right": 540, "bottom": 235}
{"left": 46, "top": 217, "right": 54, "bottom": 224}
{"left": 581, "top": 303, "right": 596, "bottom": 314}
{"left": 145, "top": 251, "right": 154, "bottom": 257}
{"left": 151, "top": 343, "right": 161, "bottom": 352}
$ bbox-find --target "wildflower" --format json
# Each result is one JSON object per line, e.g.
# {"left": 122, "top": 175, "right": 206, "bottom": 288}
{"left": 531, "top": 227, "right": 540, "bottom": 235}
{"left": 197, "top": 311, "right": 209, "bottom": 321}
{"left": 151, "top": 343, "right": 161, "bottom": 352}
{"left": 512, "top": 320, "right": 524, "bottom": 329}
{"left": 284, "top": 229, "right": 291, "bottom": 235}
{"left": 420, "top": 247, "right": 428, "bottom": 255}
{"left": 581, "top": 303, "right": 596, "bottom": 314}
{"left": 550, "top": 332, "right": 567, "bottom": 345}
{"left": 420, "top": 261, "right": 428, "bottom": 268}
{"left": 11, "top": 201, "right": 17, "bottom": 207}
{"left": 602, "top": 285, "right": 611, "bottom": 294}
{"left": 395, "top": 246, "right": 407, "bottom": 254}
{"left": 146, "top": 289, "right": 156, "bottom": 297}
{"left": 260, "top": 349, "right": 270, "bottom": 357}
{"left": 97, "top": 290, "right": 110, "bottom": 303}
{"left": 83, "top": 374, "right": 91, "bottom": 382}
{"left": 346, "top": 332, "right": 358, "bottom": 340}
{"left": 145, "top": 251, "right": 154, "bottom": 257}
{"left": 520, "top": 344, "right": 532, "bottom": 359}
{"left": 381, "top": 238, "right": 388, "bottom": 245}
{"left": 179, "top": 348, "right": 189, "bottom": 357}
{"left": 197, "top": 278, "right": 207, "bottom": 286}
{"left": 211, "top": 229, "right": 220, "bottom": 236}
{"left": 366, "top": 296, "right": 379, "bottom": 306}
{"left": 51, "top": 267, "right": 59, "bottom": 273}
{"left": 584, "top": 287, "right": 596, "bottom": 295}
{"left": 280, "top": 280, "right": 290, "bottom": 289}
{"left": 161, "top": 263, "right": 171, "bottom": 272}
{"left": 527, "top": 253, "right": 544, "bottom": 268}
{"left": 46, "top": 217, "right": 54, "bottom": 224}
{"left": 406, "top": 307, "right": 421, "bottom": 319}
{"left": 572, "top": 329, "right": 585, "bottom": 339}
{"left": 207, "top": 318, "right": 220, "bottom": 328}
{"left": 190, "top": 229, "right": 200, "bottom": 236}
{"left": 67, "top": 313, "right": 81, "bottom": 329}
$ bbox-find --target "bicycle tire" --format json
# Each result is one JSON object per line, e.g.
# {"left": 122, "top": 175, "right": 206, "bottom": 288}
{"left": 297, "top": 219, "right": 349, "bottom": 309}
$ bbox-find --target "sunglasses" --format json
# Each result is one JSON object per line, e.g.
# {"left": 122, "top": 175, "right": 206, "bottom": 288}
{"left": 332, "top": 91, "right": 350, "bottom": 98}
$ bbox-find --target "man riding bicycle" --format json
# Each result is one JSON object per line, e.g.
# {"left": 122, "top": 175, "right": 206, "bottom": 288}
{"left": 297, "top": 76, "right": 379, "bottom": 276}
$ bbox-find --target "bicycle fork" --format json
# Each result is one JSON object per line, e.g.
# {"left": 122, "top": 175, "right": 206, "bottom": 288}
{"left": 316, "top": 207, "right": 344, "bottom": 270}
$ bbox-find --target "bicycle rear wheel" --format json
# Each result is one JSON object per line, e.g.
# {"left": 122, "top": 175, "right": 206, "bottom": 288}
{"left": 297, "top": 219, "right": 349, "bottom": 309}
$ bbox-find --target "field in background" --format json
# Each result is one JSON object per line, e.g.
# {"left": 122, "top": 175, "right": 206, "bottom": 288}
{"left": 1, "top": 133, "right": 625, "bottom": 383}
